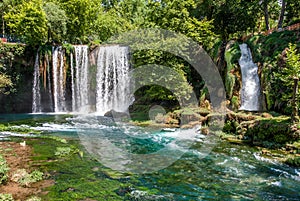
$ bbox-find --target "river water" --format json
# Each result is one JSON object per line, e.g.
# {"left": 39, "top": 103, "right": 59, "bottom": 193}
{"left": 0, "top": 113, "right": 299, "bottom": 200}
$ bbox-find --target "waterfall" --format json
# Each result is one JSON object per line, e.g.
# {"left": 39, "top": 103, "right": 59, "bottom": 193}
{"left": 95, "top": 45, "right": 132, "bottom": 115}
{"left": 31, "top": 45, "right": 132, "bottom": 114}
{"left": 32, "top": 52, "right": 41, "bottom": 113}
{"left": 52, "top": 46, "right": 67, "bottom": 112}
{"left": 46, "top": 54, "right": 53, "bottom": 111}
{"left": 72, "top": 45, "right": 89, "bottom": 112}
{"left": 239, "top": 43, "right": 261, "bottom": 111}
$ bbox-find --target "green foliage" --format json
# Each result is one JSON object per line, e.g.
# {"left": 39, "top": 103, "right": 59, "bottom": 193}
{"left": 285, "top": 43, "right": 300, "bottom": 80}
{"left": 0, "top": 194, "right": 14, "bottom": 201}
{"left": 0, "top": 73, "right": 12, "bottom": 94}
{"left": 197, "top": 0, "right": 260, "bottom": 41}
{"left": 0, "top": 154, "right": 9, "bottom": 184}
{"left": 4, "top": 0, "right": 48, "bottom": 45}
{"left": 285, "top": 0, "right": 300, "bottom": 25}
{"left": 275, "top": 43, "right": 300, "bottom": 114}
{"left": 0, "top": 43, "right": 25, "bottom": 95}
{"left": 58, "top": 0, "right": 104, "bottom": 43}
{"left": 43, "top": 2, "right": 68, "bottom": 43}
{"left": 62, "top": 42, "right": 74, "bottom": 54}
{"left": 224, "top": 43, "right": 240, "bottom": 99}
{"left": 0, "top": 42, "right": 25, "bottom": 69}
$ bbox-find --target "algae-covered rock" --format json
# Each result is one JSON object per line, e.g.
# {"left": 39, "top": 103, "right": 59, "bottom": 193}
{"left": 285, "top": 155, "right": 300, "bottom": 167}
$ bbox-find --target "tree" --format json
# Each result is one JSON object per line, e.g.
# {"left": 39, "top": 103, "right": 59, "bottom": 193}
{"left": 4, "top": 0, "right": 48, "bottom": 45}
{"left": 286, "top": 44, "right": 300, "bottom": 121}
{"left": 43, "top": 2, "right": 68, "bottom": 43}
{"left": 58, "top": 0, "right": 103, "bottom": 43}
{"left": 0, "top": 0, "right": 11, "bottom": 36}
{"left": 262, "top": 0, "right": 270, "bottom": 30}
{"left": 277, "top": 0, "right": 286, "bottom": 29}
{"left": 279, "top": 44, "right": 300, "bottom": 122}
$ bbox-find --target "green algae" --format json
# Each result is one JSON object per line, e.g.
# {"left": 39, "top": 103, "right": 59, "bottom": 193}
{"left": 26, "top": 138, "right": 133, "bottom": 200}
{"left": 0, "top": 124, "right": 41, "bottom": 134}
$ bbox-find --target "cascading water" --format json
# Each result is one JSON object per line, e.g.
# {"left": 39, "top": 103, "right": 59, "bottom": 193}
{"left": 45, "top": 54, "right": 53, "bottom": 111}
{"left": 239, "top": 43, "right": 261, "bottom": 111}
{"left": 32, "top": 45, "right": 131, "bottom": 114}
{"left": 95, "top": 45, "right": 133, "bottom": 115}
{"left": 32, "top": 52, "right": 41, "bottom": 113}
{"left": 52, "top": 46, "right": 67, "bottom": 112}
{"left": 72, "top": 45, "right": 89, "bottom": 112}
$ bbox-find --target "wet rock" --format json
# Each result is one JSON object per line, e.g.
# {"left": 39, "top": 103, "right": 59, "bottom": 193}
{"left": 104, "top": 110, "right": 129, "bottom": 119}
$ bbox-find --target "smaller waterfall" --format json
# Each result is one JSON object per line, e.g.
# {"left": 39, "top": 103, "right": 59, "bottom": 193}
{"left": 52, "top": 46, "right": 67, "bottom": 112}
{"left": 95, "top": 45, "right": 133, "bottom": 115}
{"left": 72, "top": 45, "right": 89, "bottom": 112}
{"left": 32, "top": 52, "right": 41, "bottom": 113}
{"left": 239, "top": 43, "right": 261, "bottom": 111}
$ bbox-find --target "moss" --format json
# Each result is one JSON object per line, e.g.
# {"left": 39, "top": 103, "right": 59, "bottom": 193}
{"left": 244, "top": 117, "right": 298, "bottom": 147}
{"left": 0, "top": 154, "right": 9, "bottom": 184}
{"left": 26, "top": 138, "right": 126, "bottom": 200}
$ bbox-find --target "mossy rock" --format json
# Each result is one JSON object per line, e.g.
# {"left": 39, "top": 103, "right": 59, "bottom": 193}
{"left": 285, "top": 155, "right": 300, "bottom": 167}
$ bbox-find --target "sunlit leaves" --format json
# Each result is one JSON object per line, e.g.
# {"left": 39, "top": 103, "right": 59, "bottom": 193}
{"left": 4, "top": 0, "right": 47, "bottom": 45}
{"left": 43, "top": 2, "right": 68, "bottom": 43}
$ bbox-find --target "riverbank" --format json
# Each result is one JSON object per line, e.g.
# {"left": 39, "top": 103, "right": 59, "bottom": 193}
{"left": 0, "top": 141, "right": 54, "bottom": 200}
{"left": 130, "top": 108, "right": 300, "bottom": 167}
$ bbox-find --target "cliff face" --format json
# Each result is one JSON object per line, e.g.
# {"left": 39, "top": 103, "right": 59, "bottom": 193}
{"left": 0, "top": 43, "right": 34, "bottom": 113}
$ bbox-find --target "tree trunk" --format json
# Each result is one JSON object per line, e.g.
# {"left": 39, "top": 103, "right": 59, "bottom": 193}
{"left": 263, "top": 0, "right": 270, "bottom": 30}
{"left": 291, "top": 77, "right": 299, "bottom": 122}
{"left": 278, "top": 0, "right": 286, "bottom": 29}
{"left": 2, "top": 14, "right": 4, "bottom": 37}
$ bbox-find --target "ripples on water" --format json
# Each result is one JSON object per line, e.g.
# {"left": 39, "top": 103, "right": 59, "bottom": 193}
{"left": 1, "top": 114, "right": 299, "bottom": 200}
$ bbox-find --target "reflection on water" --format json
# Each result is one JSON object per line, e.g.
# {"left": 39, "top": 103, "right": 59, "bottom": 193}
{"left": 0, "top": 114, "right": 299, "bottom": 200}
